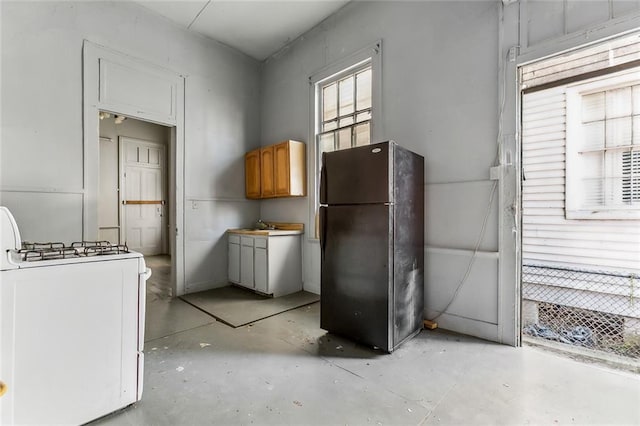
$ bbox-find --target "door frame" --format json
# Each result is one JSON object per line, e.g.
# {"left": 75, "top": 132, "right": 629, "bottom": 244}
{"left": 119, "top": 136, "right": 168, "bottom": 254}
{"left": 98, "top": 136, "right": 121, "bottom": 243}
{"left": 504, "top": 9, "right": 640, "bottom": 347}
{"left": 83, "top": 40, "right": 186, "bottom": 296}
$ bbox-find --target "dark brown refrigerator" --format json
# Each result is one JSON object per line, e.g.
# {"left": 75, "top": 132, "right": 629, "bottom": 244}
{"left": 319, "top": 141, "right": 424, "bottom": 352}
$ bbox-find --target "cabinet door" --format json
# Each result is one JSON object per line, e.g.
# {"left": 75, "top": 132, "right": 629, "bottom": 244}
{"left": 274, "top": 141, "right": 290, "bottom": 196}
{"left": 240, "top": 244, "right": 254, "bottom": 288}
{"left": 260, "top": 146, "right": 275, "bottom": 198}
{"left": 228, "top": 242, "right": 240, "bottom": 283}
{"left": 245, "top": 149, "right": 261, "bottom": 199}
{"left": 254, "top": 247, "right": 268, "bottom": 293}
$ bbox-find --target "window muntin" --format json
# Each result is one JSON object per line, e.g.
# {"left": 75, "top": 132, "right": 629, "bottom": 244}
{"left": 566, "top": 71, "right": 640, "bottom": 219}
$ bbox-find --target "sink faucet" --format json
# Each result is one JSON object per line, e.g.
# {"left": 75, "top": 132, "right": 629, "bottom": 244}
{"left": 256, "top": 219, "right": 276, "bottom": 230}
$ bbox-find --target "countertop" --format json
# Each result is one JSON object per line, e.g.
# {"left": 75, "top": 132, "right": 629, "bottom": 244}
{"left": 227, "top": 228, "right": 304, "bottom": 236}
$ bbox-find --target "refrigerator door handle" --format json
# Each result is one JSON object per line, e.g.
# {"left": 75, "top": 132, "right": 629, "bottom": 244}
{"left": 319, "top": 206, "right": 327, "bottom": 259}
{"left": 319, "top": 153, "right": 327, "bottom": 205}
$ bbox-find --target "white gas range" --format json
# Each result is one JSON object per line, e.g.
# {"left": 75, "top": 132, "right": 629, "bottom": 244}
{"left": 0, "top": 206, "right": 150, "bottom": 425}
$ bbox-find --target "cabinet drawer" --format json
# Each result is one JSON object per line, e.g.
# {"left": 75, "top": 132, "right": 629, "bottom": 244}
{"left": 254, "top": 238, "right": 267, "bottom": 249}
{"left": 229, "top": 234, "right": 240, "bottom": 244}
{"left": 241, "top": 236, "right": 254, "bottom": 246}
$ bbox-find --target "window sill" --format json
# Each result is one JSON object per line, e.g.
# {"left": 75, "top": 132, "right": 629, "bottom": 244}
{"left": 566, "top": 209, "right": 640, "bottom": 220}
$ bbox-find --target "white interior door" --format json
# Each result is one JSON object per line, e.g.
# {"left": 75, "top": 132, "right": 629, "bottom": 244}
{"left": 121, "top": 137, "right": 166, "bottom": 255}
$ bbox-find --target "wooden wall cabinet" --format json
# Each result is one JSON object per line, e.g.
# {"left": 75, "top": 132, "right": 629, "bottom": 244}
{"left": 260, "top": 145, "right": 275, "bottom": 198}
{"left": 245, "top": 140, "right": 306, "bottom": 199}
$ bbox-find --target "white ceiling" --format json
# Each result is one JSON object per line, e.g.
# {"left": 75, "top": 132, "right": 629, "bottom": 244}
{"left": 135, "top": 0, "right": 351, "bottom": 61}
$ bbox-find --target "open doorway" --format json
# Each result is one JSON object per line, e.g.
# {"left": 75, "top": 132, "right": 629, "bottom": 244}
{"left": 519, "top": 32, "right": 640, "bottom": 360}
{"left": 98, "top": 112, "right": 173, "bottom": 298}
{"left": 83, "top": 40, "right": 185, "bottom": 297}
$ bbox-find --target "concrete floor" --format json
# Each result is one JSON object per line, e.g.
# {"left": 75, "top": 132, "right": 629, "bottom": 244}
{"left": 94, "top": 256, "right": 640, "bottom": 425}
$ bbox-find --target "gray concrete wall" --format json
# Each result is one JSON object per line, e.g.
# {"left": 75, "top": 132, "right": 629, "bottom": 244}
{"left": 0, "top": 1, "right": 261, "bottom": 292}
{"left": 259, "top": 1, "right": 503, "bottom": 341}
{"left": 259, "top": 0, "right": 640, "bottom": 343}
{"left": 4, "top": 0, "right": 639, "bottom": 342}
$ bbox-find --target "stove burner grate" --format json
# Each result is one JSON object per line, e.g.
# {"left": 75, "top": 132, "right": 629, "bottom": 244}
{"left": 18, "top": 241, "right": 130, "bottom": 262}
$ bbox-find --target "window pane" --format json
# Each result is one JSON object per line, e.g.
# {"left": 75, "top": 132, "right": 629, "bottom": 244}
{"left": 604, "top": 150, "right": 624, "bottom": 178}
{"left": 337, "top": 128, "right": 351, "bottom": 150}
{"left": 339, "top": 116, "right": 354, "bottom": 127}
{"left": 338, "top": 76, "right": 354, "bottom": 116}
{"left": 354, "top": 123, "right": 370, "bottom": 146}
{"left": 633, "top": 85, "right": 640, "bottom": 114}
{"left": 583, "top": 121, "right": 604, "bottom": 151}
{"left": 356, "top": 69, "right": 372, "bottom": 111}
{"left": 323, "top": 120, "right": 338, "bottom": 131}
{"left": 606, "top": 87, "right": 632, "bottom": 118}
{"left": 604, "top": 151, "right": 624, "bottom": 205}
{"left": 356, "top": 111, "right": 372, "bottom": 123}
{"left": 323, "top": 83, "right": 337, "bottom": 121}
{"left": 319, "top": 132, "right": 335, "bottom": 156}
{"left": 581, "top": 152, "right": 604, "bottom": 207}
{"left": 634, "top": 116, "right": 640, "bottom": 145}
{"left": 606, "top": 117, "right": 632, "bottom": 147}
{"left": 582, "top": 92, "right": 605, "bottom": 122}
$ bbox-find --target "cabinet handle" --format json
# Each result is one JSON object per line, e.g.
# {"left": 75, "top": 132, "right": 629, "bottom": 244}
{"left": 0, "top": 380, "right": 7, "bottom": 397}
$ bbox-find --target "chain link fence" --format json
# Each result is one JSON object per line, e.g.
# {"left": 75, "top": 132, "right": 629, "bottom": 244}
{"left": 522, "top": 264, "right": 640, "bottom": 359}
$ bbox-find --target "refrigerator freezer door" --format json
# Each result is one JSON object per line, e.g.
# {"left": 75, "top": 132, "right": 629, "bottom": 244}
{"left": 320, "top": 204, "right": 393, "bottom": 351}
{"left": 320, "top": 141, "right": 391, "bottom": 205}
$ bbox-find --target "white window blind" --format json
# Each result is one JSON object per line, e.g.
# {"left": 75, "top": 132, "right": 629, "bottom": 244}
{"left": 623, "top": 151, "right": 640, "bottom": 202}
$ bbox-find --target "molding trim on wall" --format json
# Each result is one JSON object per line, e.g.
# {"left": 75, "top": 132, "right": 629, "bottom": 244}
{"left": 425, "top": 178, "right": 494, "bottom": 186}
{"left": 426, "top": 312, "right": 499, "bottom": 342}
{"left": 0, "top": 187, "right": 85, "bottom": 195}
{"left": 185, "top": 196, "right": 256, "bottom": 203}
{"left": 185, "top": 279, "right": 227, "bottom": 294}
{"left": 426, "top": 246, "right": 499, "bottom": 260}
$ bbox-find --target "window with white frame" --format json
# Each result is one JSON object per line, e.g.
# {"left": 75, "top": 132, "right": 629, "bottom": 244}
{"left": 317, "top": 64, "right": 372, "bottom": 173}
{"left": 309, "top": 42, "right": 381, "bottom": 237}
{"left": 566, "top": 69, "right": 640, "bottom": 219}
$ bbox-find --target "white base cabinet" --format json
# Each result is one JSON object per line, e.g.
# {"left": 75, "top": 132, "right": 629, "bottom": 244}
{"left": 240, "top": 237, "right": 255, "bottom": 288}
{"left": 228, "top": 239, "right": 240, "bottom": 283}
{"left": 228, "top": 232, "right": 302, "bottom": 297}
